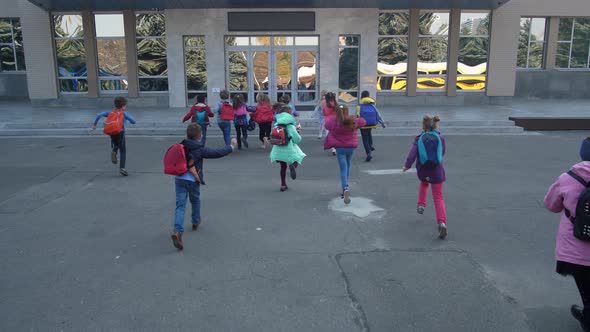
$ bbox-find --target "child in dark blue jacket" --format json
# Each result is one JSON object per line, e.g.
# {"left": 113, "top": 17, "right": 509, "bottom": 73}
{"left": 171, "top": 123, "right": 237, "bottom": 250}
{"left": 92, "top": 97, "right": 137, "bottom": 176}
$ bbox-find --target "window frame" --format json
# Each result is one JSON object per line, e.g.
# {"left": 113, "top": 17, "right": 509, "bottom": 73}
{"left": 0, "top": 17, "right": 25, "bottom": 73}
{"left": 338, "top": 34, "right": 360, "bottom": 104}
{"left": 184, "top": 35, "right": 207, "bottom": 106}
{"left": 417, "top": 10, "right": 450, "bottom": 92}
{"left": 51, "top": 12, "right": 88, "bottom": 94}
{"left": 457, "top": 10, "right": 491, "bottom": 93}
{"left": 517, "top": 16, "right": 548, "bottom": 70}
{"left": 94, "top": 12, "right": 128, "bottom": 94}
{"left": 377, "top": 10, "right": 410, "bottom": 93}
{"left": 556, "top": 17, "right": 590, "bottom": 70}
{"left": 135, "top": 11, "right": 168, "bottom": 94}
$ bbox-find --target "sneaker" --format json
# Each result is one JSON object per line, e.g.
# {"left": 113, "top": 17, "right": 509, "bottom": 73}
{"left": 343, "top": 188, "right": 351, "bottom": 205}
{"left": 371, "top": 147, "right": 375, "bottom": 151}
{"left": 263, "top": 137, "right": 269, "bottom": 149}
{"left": 111, "top": 151, "right": 117, "bottom": 164}
{"left": 317, "top": 135, "right": 322, "bottom": 140}
{"left": 365, "top": 155, "right": 372, "bottom": 162}
{"left": 438, "top": 223, "right": 448, "bottom": 239}
{"left": 417, "top": 205, "right": 425, "bottom": 215}
{"left": 119, "top": 168, "right": 128, "bottom": 176}
{"left": 571, "top": 305, "right": 590, "bottom": 331}
{"left": 243, "top": 138, "right": 249, "bottom": 148}
{"left": 171, "top": 232, "right": 183, "bottom": 250}
{"left": 289, "top": 164, "right": 297, "bottom": 180}
{"left": 331, "top": 148, "right": 336, "bottom": 156}
{"left": 280, "top": 185, "right": 288, "bottom": 192}
{"left": 192, "top": 222, "right": 200, "bottom": 231}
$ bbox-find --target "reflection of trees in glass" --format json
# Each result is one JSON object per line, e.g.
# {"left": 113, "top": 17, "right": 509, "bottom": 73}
{"left": 339, "top": 46, "right": 359, "bottom": 90}
{"left": 54, "top": 15, "right": 84, "bottom": 38}
{"left": 378, "top": 13, "right": 408, "bottom": 66}
{"left": 0, "top": 18, "right": 26, "bottom": 71}
{"left": 276, "top": 51, "right": 291, "bottom": 89}
{"left": 137, "top": 38, "right": 167, "bottom": 76}
{"left": 229, "top": 51, "right": 248, "bottom": 90}
{"left": 185, "top": 47, "right": 207, "bottom": 91}
{"left": 97, "top": 39, "right": 127, "bottom": 76}
{"left": 136, "top": 14, "right": 165, "bottom": 37}
{"left": 458, "top": 37, "right": 488, "bottom": 67}
{"left": 379, "top": 13, "right": 409, "bottom": 35}
{"left": 518, "top": 18, "right": 544, "bottom": 68}
{"left": 418, "top": 14, "right": 449, "bottom": 64}
{"left": 557, "top": 18, "right": 590, "bottom": 68}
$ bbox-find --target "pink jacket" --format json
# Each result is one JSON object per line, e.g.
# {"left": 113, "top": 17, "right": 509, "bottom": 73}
{"left": 544, "top": 161, "right": 590, "bottom": 267}
{"left": 324, "top": 117, "right": 366, "bottom": 150}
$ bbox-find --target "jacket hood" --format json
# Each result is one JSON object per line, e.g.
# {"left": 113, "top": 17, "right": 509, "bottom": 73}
{"left": 360, "top": 97, "right": 376, "bottom": 105}
{"left": 275, "top": 112, "right": 296, "bottom": 125}
{"left": 571, "top": 161, "right": 590, "bottom": 181}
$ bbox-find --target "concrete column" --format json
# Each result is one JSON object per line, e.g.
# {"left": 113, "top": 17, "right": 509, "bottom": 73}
{"left": 486, "top": 7, "right": 520, "bottom": 96}
{"left": 124, "top": 10, "right": 139, "bottom": 97}
{"left": 446, "top": 9, "right": 461, "bottom": 97}
{"left": 317, "top": 9, "right": 339, "bottom": 96}
{"left": 406, "top": 9, "right": 419, "bottom": 97}
{"left": 545, "top": 17, "right": 559, "bottom": 70}
{"left": 204, "top": 9, "right": 227, "bottom": 106}
{"left": 359, "top": 9, "right": 379, "bottom": 100}
{"left": 82, "top": 11, "right": 99, "bottom": 97}
{"left": 18, "top": 0, "right": 58, "bottom": 100}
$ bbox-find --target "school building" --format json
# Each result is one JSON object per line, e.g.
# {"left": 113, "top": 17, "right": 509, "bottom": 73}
{"left": 0, "top": 0, "right": 589, "bottom": 109}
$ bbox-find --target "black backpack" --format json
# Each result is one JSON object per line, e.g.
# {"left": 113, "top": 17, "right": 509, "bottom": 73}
{"left": 564, "top": 171, "right": 590, "bottom": 242}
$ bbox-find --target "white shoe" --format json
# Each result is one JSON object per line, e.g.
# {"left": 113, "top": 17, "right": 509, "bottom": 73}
{"left": 343, "top": 188, "right": 351, "bottom": 205}
{"left": 438, "top": 223, "right": 448, "bottom": 239}
{"left": 417, "top": 205, "right": 425, "bottom": 215}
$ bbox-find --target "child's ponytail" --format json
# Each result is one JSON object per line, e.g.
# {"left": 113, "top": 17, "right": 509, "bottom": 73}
{"left": 422, "top": 115, "right": 440, "bottom": 131}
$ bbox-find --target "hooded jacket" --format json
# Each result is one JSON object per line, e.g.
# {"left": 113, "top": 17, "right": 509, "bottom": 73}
{"left": 544, "top": 161, "right": 590, "bottom": 267}
{"left": 404, "top": 132, "right": 446, "bottom": 184}
{"left": 323, "top": 116, "right": 366, "bottom": 150}
{"left": 181, "top": 139, "right": 233, "bottom": 185}
{"left": 182, "top": 103, "right": 214, "bottom": 125}
{"left": 269, "top": 112, "right": 306, "bottom": 165}
{"left": 356, "top": 97, "right": 384, "bottom": 130}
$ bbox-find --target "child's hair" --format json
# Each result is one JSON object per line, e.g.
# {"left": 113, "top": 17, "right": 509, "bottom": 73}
{"left": 325, "top": 92, "right": 337, "bottom": 109}
{"left": 233, "top": 94, "right": 244, "bottom": 109}
{"left": 422, "top": 115, "right": 441, "bottom": 131}
{"left": 336, "top": 104, "right": 356, "bottom": 129}
{"left": 219, "top": 89, "right": 230, "bottom": 100}
{"left": 272, "top": 102, "right": 292, "bottom": 115}
{"left": 114, "top": 96, "right": 127, "bottom": 109}
{"left": 279, "top": 94, "right": 291, "bottom": 104}
{"left": 187, "top": 123, "right": 203, "bottom": 140}
{"left": 196, "top": 95, "right": 206, "bottom": 104}
{"left": 361, "top": 90, "right": 370, "bottom": 99}
{"left": 257, "top": 93, "right": 270, "bottom": 104}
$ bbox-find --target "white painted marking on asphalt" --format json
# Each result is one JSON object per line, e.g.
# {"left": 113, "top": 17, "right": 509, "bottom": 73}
{"left": 115, "top": 256, "right": 120, "bottom": 259}
{"left": 256, "top": 228, "right": 262, "bottom": 231}
{"left": 328, "top": 197, "right": 384, "bottom": 218}
{"left": 364, "top": 169, "right": 416, "bottom": 175}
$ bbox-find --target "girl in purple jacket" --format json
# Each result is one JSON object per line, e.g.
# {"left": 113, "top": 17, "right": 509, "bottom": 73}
{"left": 544, "top": 138, "right": 590, "bottom": 331}
{"left": 403, "top": 115, "right": 447, "bottom": 239}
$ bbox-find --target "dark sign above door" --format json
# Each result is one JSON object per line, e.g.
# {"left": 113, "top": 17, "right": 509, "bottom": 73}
{"left": 228, "top": 12, "right": 315, "bottom": 32}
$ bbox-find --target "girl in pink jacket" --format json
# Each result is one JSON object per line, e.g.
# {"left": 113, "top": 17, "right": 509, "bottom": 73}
{"left": 544, "top": 138, "right": 590, "bottom": 331}
{"left": 324, "top": 104, "right": 366, "bottom": 204}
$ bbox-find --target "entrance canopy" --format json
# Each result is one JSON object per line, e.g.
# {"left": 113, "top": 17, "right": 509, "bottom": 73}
{"left": 28, "top": 0, "right": 510, "bottom": 11}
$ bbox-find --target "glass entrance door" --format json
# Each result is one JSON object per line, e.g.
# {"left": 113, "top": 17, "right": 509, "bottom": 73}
{"left": 225, "top": 36, "right": 318, "bottom": 106}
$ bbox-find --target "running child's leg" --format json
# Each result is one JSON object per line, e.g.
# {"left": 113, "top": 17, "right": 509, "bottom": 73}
{"left": 360, "top": 129, "right": 371, "bottom": 156}
{"left": 188, "top": 182, "right": 201, "bottom": 227}
{"left": 235, "top": 125, "right": 242, "bottom": 149}
{"left": 118, "top": 133, "right": 126, "bottom": 169}
{"left": 368, "top": 129, "right": 374, "bottom": 150}
{"left": 345, "top": 149, "right": 353, "bottom": 181}
{"left": 418, "top": 182, "right": 429, "bottom": 208}
{"left": 279, "top": 161, "right": 288, "bottom": 187}
{"left": 201, "top": 125, "right": 208, "bottom": 145}
{"left": 431, "top": 183, "right": 447, "bottom": 224}
{"left": 174, "top": 179, "right": 188, "bottom": 234}
{"left": 335, "top": 149, "right": 349, "bottom": 190}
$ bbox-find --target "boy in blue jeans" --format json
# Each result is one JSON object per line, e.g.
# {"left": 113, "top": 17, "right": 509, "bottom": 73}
{"left": 171, "top": 123, "right": 236, "bottom": 250}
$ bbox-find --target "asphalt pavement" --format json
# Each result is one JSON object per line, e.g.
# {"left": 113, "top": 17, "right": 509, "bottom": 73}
{"left": 0, "top": 131, "right": 588, "bottom": 332}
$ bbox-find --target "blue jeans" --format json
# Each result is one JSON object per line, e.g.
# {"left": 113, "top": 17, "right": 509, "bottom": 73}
{"left": 336, "top": 147, "right": 354, "bottom": 190}
{"left": 174, "top": 178, "right": 201, "bottom": 233}
{"left": 218, "top": 121, "right": 232, "bottom": 146}
{"left": 200, "top": 124, "right": 208, "bottom": 145}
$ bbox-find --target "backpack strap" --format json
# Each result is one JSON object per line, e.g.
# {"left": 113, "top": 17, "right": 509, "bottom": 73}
{"left": 565, "top": 170, "right": 589, "bottom": 223}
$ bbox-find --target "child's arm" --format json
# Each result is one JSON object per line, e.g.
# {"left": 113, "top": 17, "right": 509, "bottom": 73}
{"left": 441, "top": 135, "right": 446, "bottom": 155}
{"left": 124, "top": 113, "right": 137, "bottom": 125}
{"left": 206, "top": 106, "right": 215, "bottom": 118}
{"left": 186, "top": 159, "right": 203, "bottom": 184}
{"left": 201, "top": 138, "right": 237, "bottom": 158}
{"left": 92, "top": 112, "right": 109, "bottom": 129}
{"left": 375, "top": 107, "right": 386, "bottom": 127}
{"left": 287, "top": 125, "right": 302, "bottom": 144}
{"left": 182, "top": 109, "right": 194, "bottom": 123}
{"left": 544, "top": 175, "right": 565, "bottom": 213}
{"left": 403, "top": 138, "right": 419, "bottom": 171}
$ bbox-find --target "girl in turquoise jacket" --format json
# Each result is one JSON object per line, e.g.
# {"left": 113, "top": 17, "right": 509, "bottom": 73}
{"left": 270, "top": 104, "right": 306, "bottom": 192}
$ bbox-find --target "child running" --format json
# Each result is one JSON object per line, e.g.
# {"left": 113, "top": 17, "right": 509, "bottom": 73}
{"left": 269, "top": 103, "right": 306, "bottom": 192}
{"left": 232, "top": 94, "right": 249, "bottom": 150}
{"left": 313, "top": 90, "right": 328, "bottom": 139}
{"left": 171, "top": 123, "right": 237, "bottom": 250}
{"left": 251, "top": 93, "right": 274, "bottom": 149}
{"left": 92, "top": 96, "right": 136, "bottom": 176}
{"left": 544, "top": 137, "right": 590, "bottom": 331}
{"left": 403, "top": 115, "right": 447, "bottom": 239}
{"left": 182, "top": 95, "right": 214, "bottom": 145}
{"left": 213, "top": 89, "right": 233, "bottom": 146}
{"left": 356, "top": 90, "right": 386, "bottom": 162}
{"left": 323, "top": 92, "right": 338, "bottom": 156}
{"left": 324, "top": 104, "right": 366, "bottom": 204}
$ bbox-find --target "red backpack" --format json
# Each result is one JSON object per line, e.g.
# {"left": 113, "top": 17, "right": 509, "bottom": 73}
{"left": 220, "top": 102, "right": 235, "bottom": 121}
{"left": 270, "top": 125, "right": 290, "bottom": 146}
{"left": 103, "top": 110, "right": 124, "bottom": 136}
{"left": 164, "top": 143, "right": 188, "bottom": 175}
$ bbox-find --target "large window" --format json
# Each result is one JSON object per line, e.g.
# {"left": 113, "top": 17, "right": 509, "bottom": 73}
{"left": 458, "top": 12, "right": 490, "bottom": 91}
{"left": 517, "top": 17, "right": 547, "bottom": 69}
{"left": 339, "top": 35, "right": 360, "bottom": 103}
{"left": 377, "top": 12, "right": 409, "bottom": 91}
{"left": 0, "top": 18, "right": 25, "bottom": 72}
{"left": 418, "top": 12, "right": 449, "bottom": 90}
{"left": 556, "top": 17, "right": 590, "bottom": 69}
{"left": 136, "top": 13, "right": 167, "bottom": 92}
{"left": 53, "top": 14, "right": 87, "bottom": 93}
{"left": 95, "top": 14, "right": 128, "bottom": 92}
{"left": 184, "top": 36, "right": 207, "bottom": 104}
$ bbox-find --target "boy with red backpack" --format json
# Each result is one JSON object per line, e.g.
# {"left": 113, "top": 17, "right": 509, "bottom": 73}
{"left": 213, "top": 90, "right": 234, "bottom": 146}
{"left": 182, "top": 95, "right": 214, "bottom": 145}
{"left": 166, "top": 123, "right": 237, "bottom": 250}
{"left": 356, "top": 90, "right": 386, "bottom": 162}
{"left": 92, "top": 97, "right": 136, "bottom": 176}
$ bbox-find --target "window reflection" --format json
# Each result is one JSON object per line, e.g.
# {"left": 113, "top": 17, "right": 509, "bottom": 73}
{"left": 418, "top": 12, "right": 449, "bottom": 90}
{"left": 136, "top": 13, "right": 167, "bottom": 92}
{"left": 556, "top": 17, "right": 590, "bottom": 69}
{"left": 339, "top": 35, "right": 359, "bottom": 103}
{"left": 53, "top": 15, "right": 85, "bottom": 92}
{"left": 457, "top": 12, "right": 490, "bottom": 91}
{"left": 185, "top": 36, "right": 207, "bottom": 105}
{"left": 377, "top": 12, "right": 409, "bottom": 91}
{"left": 518, "top": 17, "right": 546, "bottom": 69}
